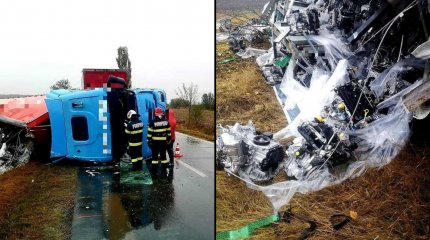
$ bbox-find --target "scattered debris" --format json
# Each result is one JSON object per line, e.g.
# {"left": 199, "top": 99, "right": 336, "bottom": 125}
{"left": 85, "top": 169, "right": 101, "bottom": 177}
{"left": 280, "top": 207, "right": 317, "bottom": 239}
{"left": 330, "top": 214, "right": 352, "bottom": 230}
{"left": 0, "top": 126, "right": 33, "bottom": 175}
{"left": 0, "top": 96, "right": 49, "bottom": 174}
{"left": 216, "top": 213, "right": 279, "bottom": 239}
{"left": 349, "top": 211, "right": 358, "bottom": 220}
{"left": 218, "top": 57, "right": 236, "bottom": 64}
{"left": 217, "top": 12, "right": 271, "bottom": 52}
{"left": 217, "top": 122, "right": 284, "bottom": 182}
{"left": 217, "top": 0, "right": 430, "bottom": 212}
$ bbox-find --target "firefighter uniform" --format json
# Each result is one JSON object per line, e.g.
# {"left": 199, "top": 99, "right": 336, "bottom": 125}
{"left": 147, "top": 116, "right": 171, "bottom": 176}
{"left": 125, "top": 116, "right": 144, "bottom": 171}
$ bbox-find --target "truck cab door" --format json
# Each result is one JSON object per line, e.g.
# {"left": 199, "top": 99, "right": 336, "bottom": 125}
{"left": 63, "top": 92, "right": 111, "bottom": 162}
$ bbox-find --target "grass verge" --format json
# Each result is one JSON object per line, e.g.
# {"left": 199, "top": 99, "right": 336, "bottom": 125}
{"left": 173, "top": 108, "right": 214, "bottom": 141}
{"left": 0, "top": 161, "right": 77, "bottom": 239}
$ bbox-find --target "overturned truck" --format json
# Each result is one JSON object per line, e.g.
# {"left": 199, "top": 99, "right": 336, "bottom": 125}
{"left": 0, "top": 69, "right": 172, "bottom": 174}
{"left": 217, "top": 0, "right": 430, "bottom": 211}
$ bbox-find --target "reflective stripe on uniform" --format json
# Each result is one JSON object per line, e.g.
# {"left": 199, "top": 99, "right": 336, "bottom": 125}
{"left": 148, "top": 127, "right": 153, "bottom": 131}
{"left": 151, "top": 128, "right": 169, "bottom": 132}
{"left": 129, "top": 142, "right": 142, "bottom": 146}
{"left": 147, "top": 134, "right": 152, "bottom": 137}
{"left": 125, "top": 129, "right": 143, "bottom": 134}
{"left": 151, "top": 136, "right": 167, "bottom": 140}
{"left": 131, "top": 157, "right": 143, "bottom": 162}
{"left": 151, "top": 159, "right": 169, "bottom": 164}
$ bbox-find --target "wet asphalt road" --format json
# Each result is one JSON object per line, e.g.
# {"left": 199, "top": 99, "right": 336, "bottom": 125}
{"left": 71, "top": 132, "right": 214, "bottom": 240}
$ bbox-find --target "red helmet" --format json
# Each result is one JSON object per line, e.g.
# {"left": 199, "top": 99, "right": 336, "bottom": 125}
{"left": 154, "top": 107, "right": 163, "bottom": 117}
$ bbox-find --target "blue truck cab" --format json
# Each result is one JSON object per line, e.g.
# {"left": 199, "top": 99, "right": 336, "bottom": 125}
{"left": 45, "top": 78, "right": 169, "bottom": 162}
{"left": 134, "top": 88, "right": 167, "bottom": 159}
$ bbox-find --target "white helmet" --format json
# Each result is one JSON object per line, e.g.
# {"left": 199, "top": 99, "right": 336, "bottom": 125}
{"left": 127, "top": 110, "right": 137, "bottom": 119}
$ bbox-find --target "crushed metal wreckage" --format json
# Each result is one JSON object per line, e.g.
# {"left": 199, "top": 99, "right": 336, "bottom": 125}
{"left": 0, "top": 96, "right": 49, "bottom": 174}
{"left": 217, "top": 0, "right": 430, "bottom": 211}
{"left": 217, "top": 13, "right": 271, "bottom": 50}
{"left": 0, "top": 126, "right": 33, "bottom": 174}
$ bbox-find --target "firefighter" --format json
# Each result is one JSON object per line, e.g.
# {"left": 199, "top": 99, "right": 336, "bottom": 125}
{"left": 166, "top": 108, "right": 176, "bottom": 167}
{"left": 125, "top": 110, "right": 144, "bottom": 171}
{"left": 147, "top": 107, "right": 171, "bottom": 177}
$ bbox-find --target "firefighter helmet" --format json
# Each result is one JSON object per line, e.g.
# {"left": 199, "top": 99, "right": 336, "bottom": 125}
{"left": 127, "top": 110, "right": 137, "bottom": 119}
{"left": 154, "top": 107, "right": 163, "bottom": 117}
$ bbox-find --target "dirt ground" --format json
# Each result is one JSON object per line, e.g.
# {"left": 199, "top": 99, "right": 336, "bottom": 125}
{"left": 216, "top": 31, "right": 430, "bottom": 239}
{"left": 0, "top": 161, "right": 77, "bottom": 240}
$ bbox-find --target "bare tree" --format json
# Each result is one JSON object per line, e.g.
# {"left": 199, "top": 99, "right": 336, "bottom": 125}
{"left": 50, "top": 79, "right": 72, "bottom": 90}
{"left": 176, "top": 83, "right": 199, "bottom": 127}
{"left": 116, "top": 46, "right": 132, "bottom": 88}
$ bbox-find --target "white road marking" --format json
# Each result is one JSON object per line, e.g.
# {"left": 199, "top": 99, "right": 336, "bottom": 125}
{"left": 176, "top": 159, "right": 207, "bottom": 178}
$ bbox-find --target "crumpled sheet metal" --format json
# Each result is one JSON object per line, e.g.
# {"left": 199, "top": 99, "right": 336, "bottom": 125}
{"left": 0, "top": 141, "right": 32, "bottom": 175}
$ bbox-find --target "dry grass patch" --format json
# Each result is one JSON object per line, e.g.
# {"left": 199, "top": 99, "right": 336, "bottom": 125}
{"left": 216, "top": 146, "right": 430, "bottom": 239}
{"left": 173, "top": 108, "right": 214, "bottom": 141}
{"left": 216, "top": 42, "right": 286, "bottom": 132}
{"left": 0, "top": 161, "right": 77, "bottom": 240}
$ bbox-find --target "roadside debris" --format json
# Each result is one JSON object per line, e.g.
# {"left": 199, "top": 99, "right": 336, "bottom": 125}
{"left": 280, "top": 207, "right": 317, "bottom": 239}
{"left": 219, "top": 15, "right": 270, "bottom": 52}
{"left": 217, "top": 122, "right": 284, "bottom": 182}
{"left": 0, "top": 96, "right": 49, "bottom": 174}
{"left": 330, "top": 214, "right": 351, "bottom": 230}
{"left": 0, "top": 126, "right": 33, "bottom": 175}
{"left": 218, "top": 57, "right": 236, "bottom": 64}
{"left": 85, "top": 169, "right": 101, "bottom": 177}
{"left": 216, "top": 213, "right": 279, "bottom": 239}
{"left": 217, "top": 0, "right": 430, "bottom": 212}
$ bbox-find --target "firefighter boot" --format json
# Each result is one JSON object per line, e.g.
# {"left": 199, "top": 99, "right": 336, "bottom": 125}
{"left": 161, "top": 163, "right": 168, "bottom": 177}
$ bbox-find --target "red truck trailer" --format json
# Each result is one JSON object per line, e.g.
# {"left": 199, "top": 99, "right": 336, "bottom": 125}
{"left": 82, "top": 69, "right": 129, "bottom": 89}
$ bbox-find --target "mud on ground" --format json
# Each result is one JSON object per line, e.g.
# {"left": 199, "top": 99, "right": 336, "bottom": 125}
{"left": 216, "top": 33, "right": 430, "bottom": 239}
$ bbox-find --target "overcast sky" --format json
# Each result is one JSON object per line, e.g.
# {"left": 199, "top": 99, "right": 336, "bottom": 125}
{"left": 0, "top": 0, "right": 214, "bottom": 101}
